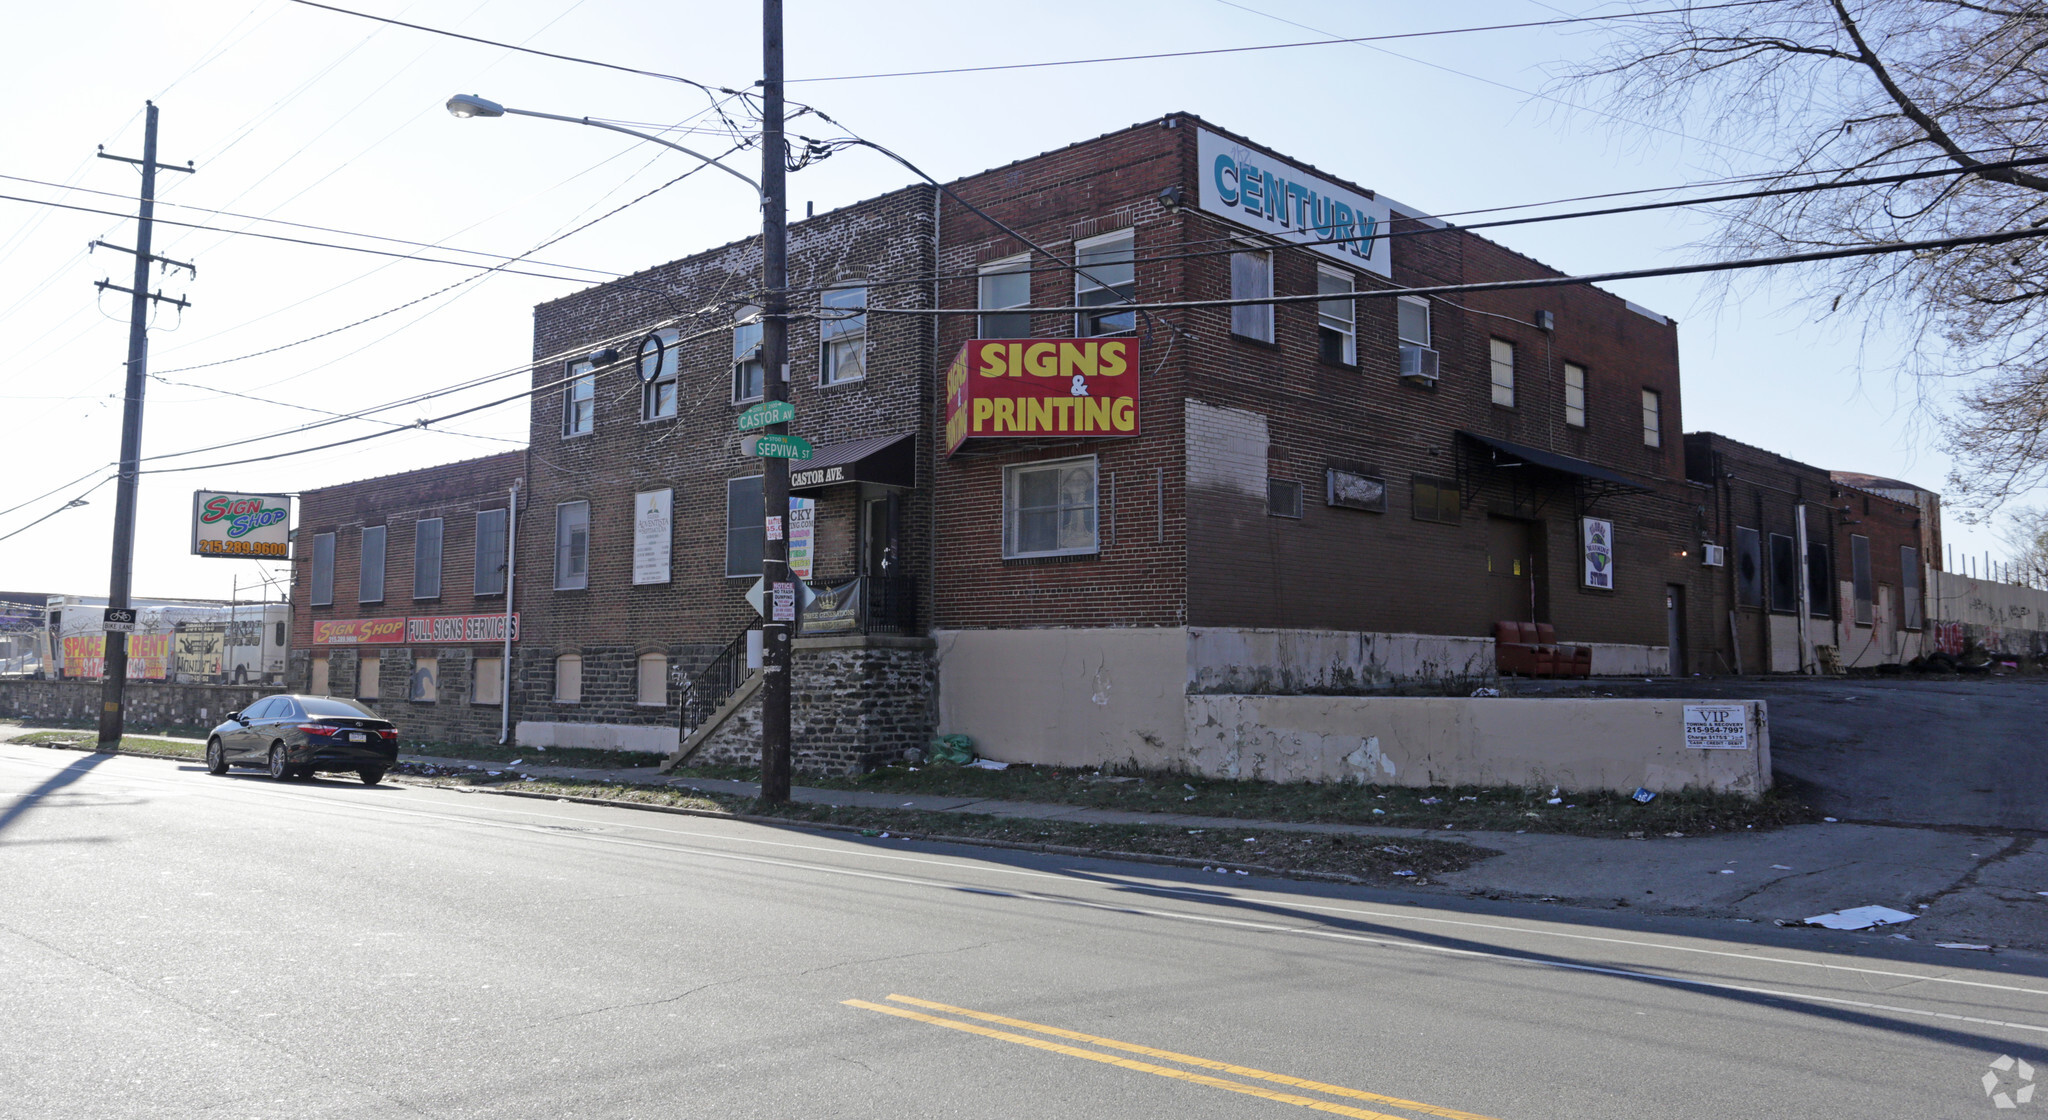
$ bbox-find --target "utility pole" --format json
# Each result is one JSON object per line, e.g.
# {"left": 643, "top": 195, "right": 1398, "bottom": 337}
{"left": 757, "top": 0, "right": 793, "bottom": 802}
{"left": 94, "top": 102, "right": 194, "bottom": 749}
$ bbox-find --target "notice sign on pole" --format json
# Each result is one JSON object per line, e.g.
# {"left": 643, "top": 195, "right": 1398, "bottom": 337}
{"left": 632, "top": 489, "right": 672, "bottom": 585}
{"left": 1683, "top": 704, "right": 1750, "bottom": 750}
{"left": 770, "top": 581, "right": 797, "bottom": 622}
{"left": 191, "top": 492, "right": 292, "bottom": 559}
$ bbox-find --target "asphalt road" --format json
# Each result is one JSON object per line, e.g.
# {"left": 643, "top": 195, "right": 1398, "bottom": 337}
{"left": 4, "top": 744, "right": 2045, "bottom": 1120}
{"left": 1515, "top": 676, "right": 2048, "bottom": 831}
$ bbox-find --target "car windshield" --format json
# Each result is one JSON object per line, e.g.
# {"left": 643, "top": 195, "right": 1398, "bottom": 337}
{"left": 299, "top": 697, "right": 377, "bottom": 719}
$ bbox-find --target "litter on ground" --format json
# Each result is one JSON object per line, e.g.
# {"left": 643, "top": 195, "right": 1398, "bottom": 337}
{"left": 1936, "top": 942, "right": 1993, "bottom": 951}
{"left": 1632, "top": 788, "right": 1656, "bottom": 804}
{"left": 968, "top": 759, "right": 1009, "bottom": 770}
{"left": 1803, "top": 905, "right": 1919, "bottom": 930}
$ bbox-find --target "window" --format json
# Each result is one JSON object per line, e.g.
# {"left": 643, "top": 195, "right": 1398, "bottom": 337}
{"left": 554, "top": 654, "right": 581, "bottom": 703}
{"left": 978, "top": 255, "right": 1031, "bottom": 339}
{"left": 474, "top": 508, "right": 508, "bottom": 596}
{"left": 562, "top": 359, "right": 595, "bottom": 437}
{"left": 638, "top": 329, "right": 679, "bottom": 421}
{"left": 1735, "top": 526, "right": 1763, "bottom": 607}
{"left": 1851, "top": 533, "right": 1873, "bottom": 625}
{"left": 472, "top": 656, "right": 503, "bottom": 705}
{"left": 1902, "top": 546, "right": 1923, "bottom": 629}
{"left": 359, "top": 525, "right": 386, "bottom": 603}
{"left": 1003, "top": 456, "right": 1098, "bottom": 559}
{"left": 1075, "top": 230, "right": 1136, "bottom": 336}
{"left": 1642, "top": 388, "right": 1663, "bottom": 448}
{"left": 310, "top": 532, "right": 336, "bottom": 606}
{"left": 554, "top": 501, "right": 589, "bottom": 591}
{"left": 1326, "top": 468, "right": 1387, "bottom": 512}
{"left": 1317, "top": 269, "right": 1355, "bottom": 365}
{"left": 310, "top": 655, "right": 329, "bottom": 697}
{"left": 733, "top": 307, "right": 765, "bottom": 402}
{"left": 409, "top": 654, "right": 437, "bottom": 703}
{"left": 1397, "top": 296, "right": 1431, "bottom": 347}
{"left": 1230, "top": 249, "right": 1273, "bottom": 342}
{"left": 1411, "top": 476, "right": 1461, "bottom": 524}
{"left": 726, "top": 476, "right": 764, "bottom": 577}
{"left": 1267, "top": 479, "right": 1303, "bottom": 519}
{"left": 1563, "top": 363, "right": 1587, "bottom": 428}
{"left": 819, "top": 287, "right": 867, "bottom": 384}
{"left": 1805, "top": 538, "right": 1832, "bottom": 618}
{"left": 637, "top": 652, "right": 667, "bottom": 706}
{"left": 357, "top": 654, "right": 380, "bottom": 700}
{"left": 243, "top": 697, "right": 279, "bottom": 720}
{"left": 1490, "top": 338, "right": 1516, "bottom": 407}
{"left": 1768, "top": 532, "right": 1799, "bottom": 612}
{"left": 413, "top": 518, "right": 443, "bottom": 600}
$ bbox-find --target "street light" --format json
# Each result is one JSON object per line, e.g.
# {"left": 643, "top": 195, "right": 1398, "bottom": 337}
{"left": 443, "top": 93, "right": 763, "bottom": 198}
{"left": 446, "top": 79, "right": 795, "bottom": 804}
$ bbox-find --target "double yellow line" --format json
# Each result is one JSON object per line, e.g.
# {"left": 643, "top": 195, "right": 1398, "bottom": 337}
{"left": 842, "top": 994, "right": 1505, "bottom": 1120}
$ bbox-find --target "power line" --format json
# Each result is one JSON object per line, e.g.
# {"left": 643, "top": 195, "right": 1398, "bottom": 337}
{"left": 0, "top": 477, "right": 113, "bottom": 545}
{"left": 788, "top": 0, "right": 1786, "bottom": 83}
{"left": 0, "top": 465, "right": 113, "bottom": 520}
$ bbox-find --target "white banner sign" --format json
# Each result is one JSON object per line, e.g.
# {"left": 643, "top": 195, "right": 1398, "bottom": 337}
{"left": 1683, "top": 704, "right": 1750, "bottom": 750}
{"left": 632, "top": 489, "right": 672, "bottom": 585}
{"left": 191, "top": 491, "right": 292, "bottom": 559}
{"left": 1196, "top": 127, "right": 1393, "bottom": 278}
{"left": 1582, "top": 517, "right": 1615, "bottom": 590}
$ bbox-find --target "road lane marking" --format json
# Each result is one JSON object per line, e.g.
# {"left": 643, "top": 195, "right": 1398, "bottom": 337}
{"left": 881, "top": 994, "right": 1503, "bottom": 1120}
{"left": 7, "top": 747, "right": 2047, "bottom": 1029}
{"left": 842, "top": 999, "right": 1459, "bottom": 1120}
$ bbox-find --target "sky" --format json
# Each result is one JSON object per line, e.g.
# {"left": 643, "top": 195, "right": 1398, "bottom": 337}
{"left": 0, "top": 0, "right": 2021, "bottom": 602}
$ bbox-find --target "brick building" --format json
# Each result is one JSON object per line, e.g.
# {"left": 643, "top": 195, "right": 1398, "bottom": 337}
{"left": 287, "top": 113, "right": 1774, "bottom": 768}
{"left": 1685, "top": 432, "right": 1935, "bottom": 673}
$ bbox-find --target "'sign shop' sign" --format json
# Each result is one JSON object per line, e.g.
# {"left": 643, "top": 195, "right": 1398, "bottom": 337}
{"left": 945, "top": 338, "right": 1139, "bottom": 455}
{"left": 191, "top": 491, "right": 291, "bottom": 559}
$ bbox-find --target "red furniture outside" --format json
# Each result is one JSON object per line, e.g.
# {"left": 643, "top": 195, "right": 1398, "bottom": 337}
{"left": 1493, "top": 621, "right": 1592, "bottom": 678}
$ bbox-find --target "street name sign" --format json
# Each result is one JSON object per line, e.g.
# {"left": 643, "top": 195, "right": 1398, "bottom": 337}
{"left": 750, "top": 433, "right": 814, "bottom": 460}
{"left": 736, "top": 400, "right": 795, "bottom": 431}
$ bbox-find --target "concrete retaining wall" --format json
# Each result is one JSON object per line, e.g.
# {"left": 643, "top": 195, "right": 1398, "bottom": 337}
{"left": 1181, "top": 695, "right": 1769, "bottom": 795}
{"left": 932, "top": 627, "right": 1186, "bottom": 768}
{"left": 1928, "top": 571, "right": 2048, "bottom": 658}
{"left": 0, "top": 678, "right": 270, "bottom": 732}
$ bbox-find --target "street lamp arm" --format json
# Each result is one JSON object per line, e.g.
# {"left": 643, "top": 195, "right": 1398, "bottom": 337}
{"left": 500, "top": 107, "right": 764, "bottom": 198}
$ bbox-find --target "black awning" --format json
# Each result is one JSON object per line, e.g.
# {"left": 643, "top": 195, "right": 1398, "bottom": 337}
{"left": 789, "top": 431, "right": 916, "bottom": 492}
{"left": 1456, "top": 431, "right": 1653, "bottom": 493}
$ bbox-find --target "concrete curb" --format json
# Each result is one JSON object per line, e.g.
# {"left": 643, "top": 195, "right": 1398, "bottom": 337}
{"left": 421, "top": 780, "right": 1401, "bottom": 887}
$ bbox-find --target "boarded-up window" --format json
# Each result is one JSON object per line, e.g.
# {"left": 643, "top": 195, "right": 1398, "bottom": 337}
{"left": 1768, "top": 533, "right": 1799, "bottom": 613}
{"left": 637, "top": 653, "right": 667, "bottom": 706}
{"left": 473, "top": 656, "right": 502, "bottom": 705}
{"left": 1734, "top": 527, "right": 1763, "bottom": 607}
{"left": 1805, "top": 539, "right": 1832, "bottom": 618}
{"left": 310, "top": 656, "right": 329, "bottom": 697}
{"left": 357, "top": 654, "right": 380, "bottom": 700}
{"left": 1851, "top": 534, "right": 1874, "bottom": 625}
{"left": 555, "top": 654, "right": 581, "bottom": 703}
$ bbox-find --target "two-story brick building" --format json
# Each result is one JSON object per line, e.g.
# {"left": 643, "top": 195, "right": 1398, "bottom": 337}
{"left": 289, "top": 113, "right": 1768, "bottom": 769}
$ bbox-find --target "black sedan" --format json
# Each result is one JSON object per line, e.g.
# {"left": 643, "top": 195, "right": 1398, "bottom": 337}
{"left": 205, "top": 694, "right": 398, "bottom": 785}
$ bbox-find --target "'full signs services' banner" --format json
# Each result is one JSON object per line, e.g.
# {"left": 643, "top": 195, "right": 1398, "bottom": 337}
{"left": 944, "top": 338, "right": 1139, "bottom": 455}
{"left": 192, "top": 491, "right": 292, "bottom": 559}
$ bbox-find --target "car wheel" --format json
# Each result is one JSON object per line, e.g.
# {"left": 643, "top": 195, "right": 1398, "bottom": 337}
{"left": 357, "top": 768, "right": 386, "bottom": 787}
{"left": 205, "top": 738, "right": 228, "bottom": 775}
{"left": 268, "top": 744, "right": 290, "bottom": 781}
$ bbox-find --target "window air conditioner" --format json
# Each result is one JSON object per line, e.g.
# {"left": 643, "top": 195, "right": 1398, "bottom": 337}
{"left": 1702, "top": 543, "right": 1726, "bottom": 567}
{"left": 1399, "top": 344, "right": 1439, "bottom": 384}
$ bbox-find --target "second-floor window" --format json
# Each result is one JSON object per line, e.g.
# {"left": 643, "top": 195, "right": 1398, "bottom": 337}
{"left": 639, "top": 330, "right": 678, "bottom": 421}
{"left": 359, "top": 525, "right": 386, "bottom": 603}
{"left": 310, "top": 532, "right": 336, "bottom": 606}
{"left": 978, "top": 255, "right": 1031, "bottom": 339}
{"left": 412, "top": 517, "right": 443, "bottom": 600}
{"left": 726, "top": 476, "right": 764, "bottom": 577}
{"left": 1642, "top": 388, "right": 1663, "bottom": 448}
{"left": 1075, "top": 230, "right": 1136, "bottom": 336}
{"left": 1564, "top": 362, "right": 1587, "bottom": 427}
{"left": 562, "top": 359, "right": 595, "bottom": 437}
{"left": 1490, "top": 339, "right": 1516, "bottom": 407}
{"left": 820, "top": 286, "right": 867, "bottom": 384}
{"left": 1317, "top": 268, "right": 1355, "bottom": 365}
{"left": 474, "top": 508, "right": 508, "bottom": 596}
{"left": 555, "top": 501, "right": 589, "bottom": 591}
{"left": 733, "top": 308, "right": 765, "bottom": 402}
{"left": 1230, "top": 248, "right": 1273, "bottom": 342}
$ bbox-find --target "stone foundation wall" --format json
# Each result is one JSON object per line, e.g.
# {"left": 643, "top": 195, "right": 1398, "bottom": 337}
{"left": 0, "top": 678, "right": 270, "bottom": 734}
{"left": 697, "top": 637, "right": 935, "bottom": 775}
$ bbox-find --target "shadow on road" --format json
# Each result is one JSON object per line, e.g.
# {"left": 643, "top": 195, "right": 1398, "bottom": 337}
{"left": 0, "top": 751, "right": 117, "bottom": 837}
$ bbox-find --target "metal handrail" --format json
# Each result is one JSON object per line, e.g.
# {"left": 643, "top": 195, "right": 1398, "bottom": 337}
{"left": 678, "top": 626, "right": 755, "bottom": 737}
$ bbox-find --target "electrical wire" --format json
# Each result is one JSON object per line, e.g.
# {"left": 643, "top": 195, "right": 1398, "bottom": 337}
{"left": 787, "top": 0, "right": 1787, "bottom": 83}
{"left": 0, "top": 476, "right": 115, "bottom": 545}
{"left": 0, "top": 465, "right": 114, "bottom": 520}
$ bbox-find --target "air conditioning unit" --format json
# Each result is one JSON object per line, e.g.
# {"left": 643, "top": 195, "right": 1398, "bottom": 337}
{"left": 1399, "top": 344, "right": 1439, "bottom": 385}
{"left": 1702, "top": 543, "right": 1726, "bottom": 567}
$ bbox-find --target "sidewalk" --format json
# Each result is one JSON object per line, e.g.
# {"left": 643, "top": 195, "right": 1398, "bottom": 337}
{"left": 402, "top": 751, "right": 2048, "bottom": 954}
{"left": 5, "top": 723, "right": 2040, "bottom": 953}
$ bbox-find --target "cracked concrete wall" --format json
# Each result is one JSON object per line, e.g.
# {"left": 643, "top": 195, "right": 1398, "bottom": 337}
{"left": 1182, "top": 695, "right": 1769, "bottom": 795}
{"left": 1188, "top": 628, "right": 1494, "bottom": 693}
{"left": 933, "top": 627, "right": 1187, "bottom": 767}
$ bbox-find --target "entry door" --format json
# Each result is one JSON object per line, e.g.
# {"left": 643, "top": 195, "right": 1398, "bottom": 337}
{"left": 1666, "top": 584, "right": 1687, "bottom": 676}
{"left": 862, "top": 497, "right": 895, "bottom": 578}
{"left": 1486, "top": 517, "right": 1538, "bottom": 623}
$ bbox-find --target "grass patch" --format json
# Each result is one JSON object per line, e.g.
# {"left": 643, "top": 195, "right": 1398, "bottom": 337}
{"left": 12, "top": 730, "right": 204, "bottom": 758}
{"left": 392, "top": 767, "right": 1486, "bottom": 883}
{"left": 670, "top": 761, "right": 1814, "bottom": 838}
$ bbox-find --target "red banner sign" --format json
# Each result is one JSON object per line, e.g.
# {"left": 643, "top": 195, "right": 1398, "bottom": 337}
{"left": 311, "top": 618, "right": 406, "bottom": 646}
{"left": 945, "top": 338, "right": 1139, "bottom": 455}
{"left": 312, "top": 614, "right": 519, "bottom": 645}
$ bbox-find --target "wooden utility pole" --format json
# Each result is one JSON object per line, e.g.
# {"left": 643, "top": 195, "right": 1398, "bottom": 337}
{"left": 757, "top": 0, "right": 793, "bottom": 802}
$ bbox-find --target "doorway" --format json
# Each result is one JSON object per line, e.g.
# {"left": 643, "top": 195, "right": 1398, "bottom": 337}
{"left": 862, "top": 495, "right": 898, "bottom": 578}
{"left": 1666, "top": 584, "right": 1687, "bottom": 676}
{"left": 1485, "top": 516, "right": 1547, "bottom": 623}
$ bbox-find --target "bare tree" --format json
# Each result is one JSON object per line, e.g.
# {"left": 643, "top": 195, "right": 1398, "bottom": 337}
{"left": 2005, "top": 505, "right": 2048, "bottom": 585}
{"left": 1563, "top": 1, "right": 2048, "bottom": 512}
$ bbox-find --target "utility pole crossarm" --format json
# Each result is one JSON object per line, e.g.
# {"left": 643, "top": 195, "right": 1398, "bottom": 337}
{"left": 95, "top": 147, "right": 195, "bottom": 175}
{"left": 93, "top": 279, "right": 191, "bottom": 310}
{"left": 90, "top": 240, "right": 196, "bottom": 276}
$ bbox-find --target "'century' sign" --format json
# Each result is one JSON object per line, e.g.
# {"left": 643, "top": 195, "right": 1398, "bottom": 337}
{"left": 1196, "top": 127, "right": 1392, "bottom": 279}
